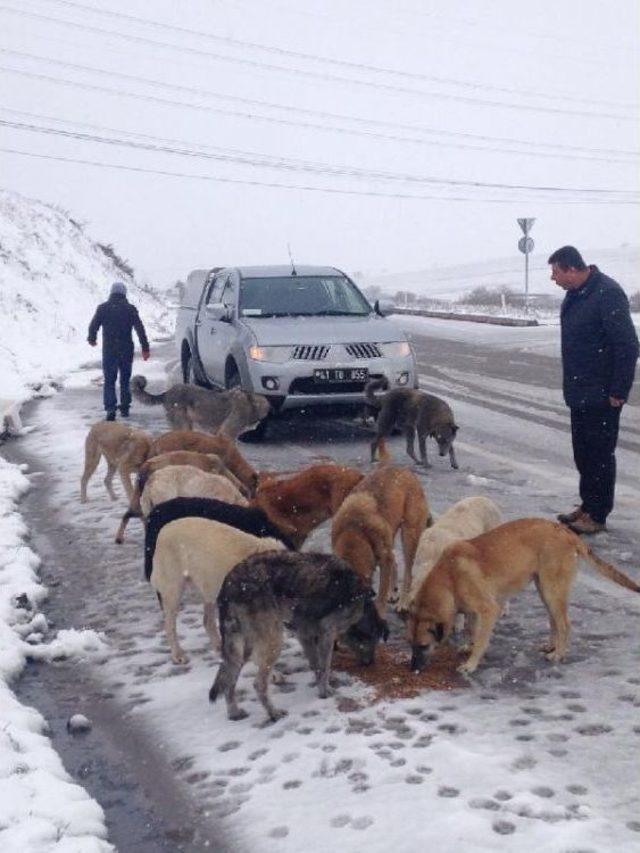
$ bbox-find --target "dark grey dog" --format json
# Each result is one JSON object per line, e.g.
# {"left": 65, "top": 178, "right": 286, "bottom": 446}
{"left": 366, "top": 377, "right": 459, "bottom": 468}
{"left": 209, "top": 551, "right": 389, "bottom": 722}
{"left": 131, "top": 375, "right": 270, "bottom": 438}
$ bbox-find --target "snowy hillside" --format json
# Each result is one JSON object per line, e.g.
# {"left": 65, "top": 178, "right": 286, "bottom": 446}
{"left": 363, "top": 246, "right": 640, "bottom": 300}
{"left": 0, "top": 189, "right": 171, "bottom": 405}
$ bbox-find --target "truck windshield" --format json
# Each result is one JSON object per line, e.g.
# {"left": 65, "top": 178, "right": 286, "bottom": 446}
{"left": 239, "top": 276, "right": 371, "bottom": 317}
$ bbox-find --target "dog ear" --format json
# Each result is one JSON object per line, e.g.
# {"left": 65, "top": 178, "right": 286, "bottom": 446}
{"left": 434, "top": 623, "right": 445, "bottom": 642}
{"left": 452, "top": 424, "right": 459, "bottom": 434}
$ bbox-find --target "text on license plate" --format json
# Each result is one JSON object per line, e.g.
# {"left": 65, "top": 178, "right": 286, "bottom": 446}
{"left": 313, "top": 368, "right": 369, "bottom": 382}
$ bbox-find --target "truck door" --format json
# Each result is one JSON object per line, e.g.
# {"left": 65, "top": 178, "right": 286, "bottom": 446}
{"left": 196, "top": 272, "right": 228, "bottom": 387}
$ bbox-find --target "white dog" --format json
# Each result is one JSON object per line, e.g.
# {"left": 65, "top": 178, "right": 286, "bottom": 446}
{"left": 410, "top": 496, "right": 502, "bottom": 603}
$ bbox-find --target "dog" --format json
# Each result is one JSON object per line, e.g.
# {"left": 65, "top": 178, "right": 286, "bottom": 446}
{"left": 80, "top": 421, "right": 151, "bottom": 503}
{"left": 131, "top": 375, "right": 271, "bottom": 438}
{"left": 144, "top": 496, "right": 297, "bottom": 583}
{"left": 365, "top": 377, "right": 459, "bottom": 468}
{"left": 253, "top": 464, "right": 364, "bottom": 549}
{"left": 331, "top": 465, "right": 430, "bottom": 614}
{"left": 410, "top": 496, "right": 502, "bottom": 598}
{"left": 148, "top": 430, "right": 258, "bottom": 496}
{"left": 114, "top": 450, "right": 248, "bottom": 543}
{"left": 407, "top": 517, "right": 640, "bottom": 675}
{"left": 209, "top": 551, "right": 389, "bottom": 722}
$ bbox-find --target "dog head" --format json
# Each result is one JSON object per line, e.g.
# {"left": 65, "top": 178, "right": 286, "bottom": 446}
{"left": 406, "top": 608, "right": 445, "bottom": 672}
{"left": 342, "top": 596, "right": 390, "bottom": 666}
{"left": 432, "top": 423, "right": 459, "bottom": 457}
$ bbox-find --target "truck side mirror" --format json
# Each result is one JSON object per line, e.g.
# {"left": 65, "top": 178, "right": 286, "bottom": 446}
{"left": 375, "top": 299, "right": 395, "bottom": 317}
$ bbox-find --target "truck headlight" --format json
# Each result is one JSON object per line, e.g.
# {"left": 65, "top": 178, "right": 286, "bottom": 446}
{"left": 379, "top": 341, "right": 412, "bottom": 358}
{"left": 249, "top": 345, "right": 292, "bottom": 363}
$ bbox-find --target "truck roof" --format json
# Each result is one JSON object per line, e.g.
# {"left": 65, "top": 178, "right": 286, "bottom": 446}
{"left": 234, "top": 265, "right": 342, "bottom": 278}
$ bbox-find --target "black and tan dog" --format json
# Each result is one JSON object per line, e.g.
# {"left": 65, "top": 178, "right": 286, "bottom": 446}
{"left": 209, "top": 551, "right": 389, "bottom": 722}
{"left": 365, "top": 377, "right": 459, "bottom": 468}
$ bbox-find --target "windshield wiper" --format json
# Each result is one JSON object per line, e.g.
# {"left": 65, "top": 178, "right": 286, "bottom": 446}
{"left": 304, "top": 310, "right": 368, "bottom": 316}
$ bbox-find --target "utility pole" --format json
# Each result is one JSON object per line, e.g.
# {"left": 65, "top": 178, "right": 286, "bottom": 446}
{"left": 517, "top": 218, "right": 536, "bottom": 312}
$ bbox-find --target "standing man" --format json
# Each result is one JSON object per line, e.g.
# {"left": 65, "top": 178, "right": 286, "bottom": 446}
{"left": 88, "top": 281, "right": 150, "bottom": 421}
{"left": 549, "top": 246, "right": 638, "bottom": 534}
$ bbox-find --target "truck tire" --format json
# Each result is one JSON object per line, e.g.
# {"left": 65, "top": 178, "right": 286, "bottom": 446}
{"left": 183, "top": 348, "right": 203, "bottom": 386}
{"left": 225, "top": 362, "right": 241, "bottom": 390}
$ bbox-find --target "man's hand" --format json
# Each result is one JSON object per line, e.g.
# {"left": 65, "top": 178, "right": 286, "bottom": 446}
{"left": 142, "top": 349, "right": 150, "bottom": 361}
{"left": 609, "top": 396, "right": 624, "bottom": 407}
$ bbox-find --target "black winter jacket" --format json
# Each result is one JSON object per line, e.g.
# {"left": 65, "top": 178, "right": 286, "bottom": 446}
{"left": 87, "top": 293, "right": 149, "bottom": 357}
{"left": 560, "top": 266, "right": 638, "bottom": 408}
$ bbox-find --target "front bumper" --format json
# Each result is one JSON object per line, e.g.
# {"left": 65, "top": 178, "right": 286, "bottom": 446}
{"left": 246, "top": 354, "right": 417, "bottom": 411}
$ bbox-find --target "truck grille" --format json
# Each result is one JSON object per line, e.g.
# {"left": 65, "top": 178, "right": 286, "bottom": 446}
{"left": 291, "top": 344, "right": 330, "bottom": 361}
{"left": 344, "top": 342, "right": 383, "bottom": 359}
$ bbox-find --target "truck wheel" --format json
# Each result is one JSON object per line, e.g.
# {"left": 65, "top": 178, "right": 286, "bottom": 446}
{"left": 225, "top": 363, "right": 241, "bottom": 390}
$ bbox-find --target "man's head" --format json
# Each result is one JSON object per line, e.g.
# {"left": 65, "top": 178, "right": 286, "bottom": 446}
{"left": 110, "top": 281, "right": 127, "bottom": 297}
{"left": 548, "top": 246, "right": 590, "bottom": 291}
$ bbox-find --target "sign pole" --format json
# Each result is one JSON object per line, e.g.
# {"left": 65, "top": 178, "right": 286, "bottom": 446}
{"left": 517, "top": 218, "right": 536, "bottom": 314}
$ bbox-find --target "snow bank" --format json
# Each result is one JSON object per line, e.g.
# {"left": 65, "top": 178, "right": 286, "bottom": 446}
{"left": 0, "top": 188, "right": 172, "bottom": 423}
{"left": 0, "top": 456, "right": 113, "bottom": 852}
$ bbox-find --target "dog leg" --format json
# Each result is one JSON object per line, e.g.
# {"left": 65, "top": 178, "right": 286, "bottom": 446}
{"left": 375, "top": 550, "right": 397, "bottom": 616}
{"left": 164, "top": 608, "right": 189, "bottom": 665}
{"left": 119, "top": 468, "right": 136, "bottom": 503}
{"left": 80, "top": 442, "right": 102, "bottom": 503}
{"left": 449, "top": 445, "right": 459, "bottom": 470}
{"left": 370, "top": 436, "right": 380, "bottom": 463}
{"left": 203, "top": 602, "right": 221, "bottom": 651}
{"left": 314, "top": 627, "right": 337, "bottom": 699}
{"left": 254, "top": 632, "right": 286, "bottom": 723}
{"left": 104, "top": 461, "right": 118, "bottom": 501}
{"left": 457, "top": 600, "right": 500, "bottom": 675}
{"left": 404, "top": 426, "right": 421, "bottom": 465}
{"left": 535, "top": 564, "right": 574, "bottom": 663}
{"left": 417, "top": 431, "right": 430, "bottom": 467}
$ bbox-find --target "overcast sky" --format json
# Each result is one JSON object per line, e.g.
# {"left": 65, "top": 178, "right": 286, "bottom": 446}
{"left": 1, "top": 0, "right": 638, "bottom": 288}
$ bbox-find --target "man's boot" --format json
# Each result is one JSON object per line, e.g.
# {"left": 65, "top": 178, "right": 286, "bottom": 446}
{"left": 557, "top": 506, "right": 584, "bottom": 524}
{"left": 105, "top": 410, "right": 116, "bottom": 422}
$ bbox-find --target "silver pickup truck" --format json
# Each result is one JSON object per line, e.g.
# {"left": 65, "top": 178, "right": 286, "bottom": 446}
{"left": 175, "top": 264, "right": 417, "bottom": 412}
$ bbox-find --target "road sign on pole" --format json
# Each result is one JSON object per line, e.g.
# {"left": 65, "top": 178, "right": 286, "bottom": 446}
{"left": 516, "top": 218, "right": 536, "bottom": 312}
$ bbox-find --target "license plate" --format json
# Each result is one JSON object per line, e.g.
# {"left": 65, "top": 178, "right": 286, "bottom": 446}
{"left": 313, "top": 368, "right": 369, "bottom": 382}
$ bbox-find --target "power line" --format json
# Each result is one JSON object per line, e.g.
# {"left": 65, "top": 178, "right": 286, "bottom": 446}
{"left": 3, "top": 146, "right": 637, "bottom": 204}
{"left": 0, "top": 54, "right": 636, "bottom": 165}
{"left": 29, "top": 0, "right": 636, "bottom": 110}
{"left": 0, "top": 4, "right": 634, "bottom": 121}
{"left": 3, "top": 117, "right": 635, "bottom": 197}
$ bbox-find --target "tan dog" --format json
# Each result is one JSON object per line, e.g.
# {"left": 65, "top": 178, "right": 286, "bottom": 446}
{"left": 114, "top": 450, "right": 248, "bottom": 543}
{"left": 253, "top": 464, "right": 364, "bottom": 550}
{"left": 408, "top": 517, "right": 640, "bottom": 675}
{"left": 80, "top": 421, "right": 151, "bottom": 503}
{"left": 139, "top": 466, "right": 248, "bottom": 516}
{"left": 331, "top": 465, "right": 430, "bottom": 614}
{"left": 148, "top": 430, "right": 258, "bottom": 496}
{"left": 150, "top": 517, "right": 285, "bottom": 663}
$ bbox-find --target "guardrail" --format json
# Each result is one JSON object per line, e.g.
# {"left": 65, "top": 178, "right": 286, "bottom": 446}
{"left": 392, "top": 306, "right": 539, "bottom": 327}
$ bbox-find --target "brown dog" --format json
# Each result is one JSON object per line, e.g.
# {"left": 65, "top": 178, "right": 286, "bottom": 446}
{"left": 80, "top": 421, "right": 151, "bottom": 503}
{"left": 148, "top": 430, "right": 258, "bottom": 497}
{"left": 114, "top": 450, "right": 248, "bottom": 543}
{"left": 331, "top": 465, "right": 430, "bottom": 614}
{"left": 407, "top": 517, "right": 640, "bottom": 675}
{"left": 252, "top": 464, "right": 363, "bottom": 550}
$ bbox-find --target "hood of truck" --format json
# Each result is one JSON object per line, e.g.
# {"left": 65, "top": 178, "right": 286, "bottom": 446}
{"left": 239, "top": 314, "right": 407, "bottom": 346}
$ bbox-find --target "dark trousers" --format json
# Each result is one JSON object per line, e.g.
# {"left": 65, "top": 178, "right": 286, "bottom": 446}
{"left": 570, "top": 404, "right": 621, "bottom": 524}
{"left": 103, "top": 350, "right": 133, "bottom": 413}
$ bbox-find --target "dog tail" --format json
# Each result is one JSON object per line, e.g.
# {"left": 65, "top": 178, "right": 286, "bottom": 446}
{"left": 576, "top": 537, "right": 640, "bottom": 593}
{"left": 131, "top": 375, "right": 166, "bottom": 406}
{"left": 364, "top": 376, "right": 389, "bottom": 409}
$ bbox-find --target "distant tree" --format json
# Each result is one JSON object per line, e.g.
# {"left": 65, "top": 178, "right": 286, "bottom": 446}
{"left": 363, "top": 285, "right": 382, "bottom": 300}
{"left": 462, "top": 285, "right": 514, "bottom": 306}
{"left": 629, "top": 290, "right": 640, "bottom": 312}
{"left": 97, "top": 242, "right": 135, "bottom": 279}
{"left": 394, "top": 290, "right": 417, "bottom": 305}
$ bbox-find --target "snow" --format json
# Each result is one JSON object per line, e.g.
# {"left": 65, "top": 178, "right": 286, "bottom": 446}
{"left": 0, "top": 457, "right": 113, "bottom": 852}
{"left": 0, "top": 188, "right": 171, "bottom": 416}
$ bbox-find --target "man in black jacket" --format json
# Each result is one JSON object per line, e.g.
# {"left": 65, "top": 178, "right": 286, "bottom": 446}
{"left": 88, "top": 281, "right": 150, "bottom": 421}
{"left": 549, "top": 246, "right": 638, "bottom": 534}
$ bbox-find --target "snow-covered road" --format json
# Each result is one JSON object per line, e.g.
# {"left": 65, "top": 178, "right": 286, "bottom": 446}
{"left": 4, "top": 318, "right": 640, "bottom": 852}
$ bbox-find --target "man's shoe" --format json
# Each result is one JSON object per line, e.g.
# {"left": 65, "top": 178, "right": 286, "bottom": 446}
{"left": 119, "top": 406, "right": 130, "bottom": 418}
{"left": 557, "top": 506, "right": 584, "bottom": 524}
{"left": 566, "top": 513, "right": 606, "bottom": 535}
{"left": 105, "top": 411, "right": 116, "bottom": 422}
